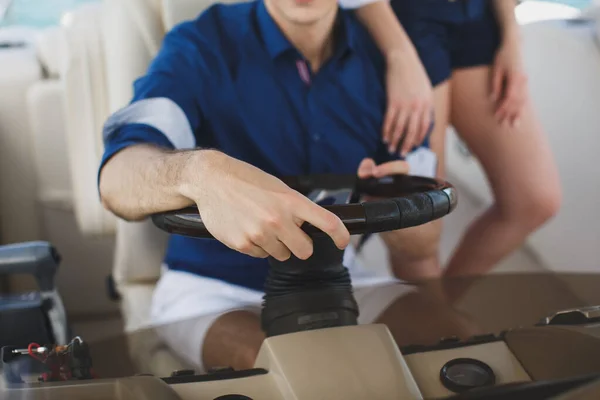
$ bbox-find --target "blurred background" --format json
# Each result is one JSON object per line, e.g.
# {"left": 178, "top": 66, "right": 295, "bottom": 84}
{"left": 1, "top": 0, "right": 593, "bottom": 27}
{"left": 0, "top": 0, "right": 599, "bottom": 341}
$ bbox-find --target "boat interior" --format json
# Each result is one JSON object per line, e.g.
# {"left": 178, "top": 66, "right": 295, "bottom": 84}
{"left": 1, "top": 0, "right": 600, "bottom": 399}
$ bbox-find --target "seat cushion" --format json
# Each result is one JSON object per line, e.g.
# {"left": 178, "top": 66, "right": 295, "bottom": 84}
{"left": 120, "top": 283, "right": 156, "bottom": 333}
{"left": 113, "top": 219, "right": 168, "bottom": 292}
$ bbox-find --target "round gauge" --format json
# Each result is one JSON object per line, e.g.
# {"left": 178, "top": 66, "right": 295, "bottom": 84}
{"left": 440, "top": 358, "right": 496, "bottom": 393}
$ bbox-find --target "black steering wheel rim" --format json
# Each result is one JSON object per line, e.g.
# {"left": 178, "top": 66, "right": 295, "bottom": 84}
{"left": 152, "top": 174, "right": 457, "bottom": 239}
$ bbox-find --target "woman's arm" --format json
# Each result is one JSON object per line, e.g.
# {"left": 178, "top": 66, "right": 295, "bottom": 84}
{"left": 492, "top": 0, "right": 520, "bottom": 42}
{"left": 351, "top": 1, "right": 434, "bottom": 156}
{"left": 490, "top": 0, "right": 527, "bottom": 126}
{"left": 352, "top": 1, "right": 416, "bottom": 60}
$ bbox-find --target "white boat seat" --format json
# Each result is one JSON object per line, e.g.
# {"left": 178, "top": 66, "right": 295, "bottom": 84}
{"left": 27, "top": 27, "right": 72, "bottom": 208}
{"left": 98, "top": 0, "right": 242, "bottom": 335}
{"left": 61, "top": 3, "right": 117, "bottom": 235}
{"left": 0, "top": 27, "right": 43, "bottom": 244}
{"left": 161, "top": 0, "right": 242, "bottom": 30}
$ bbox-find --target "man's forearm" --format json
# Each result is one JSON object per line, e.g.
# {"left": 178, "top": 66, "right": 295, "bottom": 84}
{"left": 492, "top": 0, "right": 520, "bottom": 42}
{"left": 99, "top": 145, "right": 208, "bottom": 221}
{"left": 353, "top": 1, "right": 419, "bottom": 62}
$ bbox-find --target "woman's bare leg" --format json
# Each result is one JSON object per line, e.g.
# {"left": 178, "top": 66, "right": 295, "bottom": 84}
{"left": 444, "top": 66, "right": 561, "bottom": 278}
{"left": 382, "top": 81, "right": 451, "bottom": 282}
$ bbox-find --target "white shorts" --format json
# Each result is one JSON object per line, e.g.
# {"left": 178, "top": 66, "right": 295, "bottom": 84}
{"left": 150, "top": 246, "right": 412, "bottom": 371}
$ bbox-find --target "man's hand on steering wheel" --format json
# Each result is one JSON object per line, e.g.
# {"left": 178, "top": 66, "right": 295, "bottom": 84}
{"left": 185, "top": 151, "right": 350, "bottom": 262}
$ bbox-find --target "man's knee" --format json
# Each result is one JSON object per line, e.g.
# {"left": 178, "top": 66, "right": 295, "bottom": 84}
{"left": 202, "top": 310, "right": 265, "bottom": 371}
{"left": 382, "top": 221, "right": 442, "bottom": 281}
{"left": 385, "top": 221, "right": 442, "bottom": 263}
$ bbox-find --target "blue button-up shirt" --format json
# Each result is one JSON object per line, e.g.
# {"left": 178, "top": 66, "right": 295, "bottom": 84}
{"left": 101, "top": 0, "right": 425, "bottom": 291}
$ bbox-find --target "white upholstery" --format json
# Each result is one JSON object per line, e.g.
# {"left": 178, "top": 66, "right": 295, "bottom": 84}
{"left": 120, "top": 283, "right": 156, "bottom": 332}
{"left": 515, "top": 1, "right": 581, "bottom": 24}
{"left": 34, "top": 27, "right": 68, "bottom": 78}
{"left": 27, "top": 80, "right": 72, "bottom": 207}
{"left": 61, "top": 4, "right": 117, "bottom": 235}
{"left": 98, "top": 0, "right": 217, "bottom": 332}
{"left": 113, "top": 219, "right": 169, "bottom": 289}
{"left": 0, "top": 28, "right": 43, "bottom": 243}
{"left": 100, "top": 0, "right": 169, "bottom": 307}
{"left": 583, "top": 1, "right": 600, "bottom": 45}
{"left": 161, "top": 0, "right": 238, "bottom": 30}
{"left": 23, "top": 27, "right": 72, "bottom": 208}
{"left": 446, "top": 10, "right": 600, "bottom": 273}
{"left": 102, "top": 0, "right": 163, "bottom": 114}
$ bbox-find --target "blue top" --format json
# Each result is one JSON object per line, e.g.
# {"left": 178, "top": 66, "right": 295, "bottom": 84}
{"left": 100, "top": 0, "right": 423, "bottom": 291}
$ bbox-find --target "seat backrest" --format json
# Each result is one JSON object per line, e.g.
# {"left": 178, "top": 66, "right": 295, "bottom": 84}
{"left": 0, "top": 27, "right": 43, "bottom": 244}
{"left": 28, "top": 27, "right": 72, "bottom": 208}
{"left": 103, "top": 0, "right": 239, "bottom": 293}
{"left": 61, "top": 3, "right": 117, "bottom": 236}
{"left": 161, "top": 0, "right": 240, "bottom": 30}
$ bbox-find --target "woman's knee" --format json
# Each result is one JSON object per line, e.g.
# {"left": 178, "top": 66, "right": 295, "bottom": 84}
{"left": 499, "top": 178, "right": 562, "bottom": 231}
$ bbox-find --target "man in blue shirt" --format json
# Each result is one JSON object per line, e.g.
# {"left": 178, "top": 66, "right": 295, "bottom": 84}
{"left": 99, "top": 0, "right": 440, "bottom": 371}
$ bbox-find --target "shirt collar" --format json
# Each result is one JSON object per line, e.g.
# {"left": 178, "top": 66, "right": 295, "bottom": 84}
{"left": 256, "top": 0, "right": 356, "bottom": 61}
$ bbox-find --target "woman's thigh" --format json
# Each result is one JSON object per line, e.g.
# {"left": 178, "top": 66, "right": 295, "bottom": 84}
{"left": 430, "top": 81, "right": 450, "bottom": 178}
{"left": 449, "top": 66, "right": 561, "bottom": 217}
{"left": 379, "top": 82, "right": 450, "bottom": 271}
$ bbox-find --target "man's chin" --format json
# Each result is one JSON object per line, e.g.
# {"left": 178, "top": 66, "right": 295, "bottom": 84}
{"left": 285, "top": 9, "right": 328, "bottom": 25}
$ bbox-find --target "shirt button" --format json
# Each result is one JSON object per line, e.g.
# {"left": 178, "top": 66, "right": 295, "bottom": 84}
{"left": 313, "top": 133, "right": 321, "bottom": 142}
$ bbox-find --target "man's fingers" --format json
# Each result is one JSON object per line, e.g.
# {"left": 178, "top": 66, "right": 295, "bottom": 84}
{"left": 373, "top": 160, "right": 410, "bottom": 177}
{"left": 256, "top": 237, "right": 292, "bottom": 262}
{"left": 390, "top": 109, "right": 409, "bottom": 153}
{"left": 358, "top": 158, "right": 376, "bottom": 178}
{"left": 278, "top": 224, "right": 314, "bottom": 260}
{"left": 233, "top": 239, "right": 270, "bottom": 259}
{"left": 295, "top": 198, "right": 350, "bottom": 250}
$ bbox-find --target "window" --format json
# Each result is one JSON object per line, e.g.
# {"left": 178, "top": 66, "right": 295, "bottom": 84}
{"left": 0, "top": 0, "right": 99, "bottom": 28}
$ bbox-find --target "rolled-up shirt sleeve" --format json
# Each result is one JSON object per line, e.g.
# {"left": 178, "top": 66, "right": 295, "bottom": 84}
{"left": 99, "top": 21, "right": 207, "bottom": 179}
{"left": 338, "top": 0, "right": 387, "bottom": 10}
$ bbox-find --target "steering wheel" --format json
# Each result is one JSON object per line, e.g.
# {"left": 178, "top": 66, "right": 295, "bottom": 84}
{"left": 152, "top": 174, "right": 457, "bottom": 238}
{"left": 151, "top": 173, "right": 457, "bottom": 337}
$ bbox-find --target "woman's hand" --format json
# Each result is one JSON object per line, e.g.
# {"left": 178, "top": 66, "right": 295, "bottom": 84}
{"left": 491, "top": 38, "right": 528, "bottom": 128}
{"left": 383, "top": 52, "right": 434, "bottom": 157}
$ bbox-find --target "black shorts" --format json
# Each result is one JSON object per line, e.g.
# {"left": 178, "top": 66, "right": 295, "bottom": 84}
{"left": 391, "top": 0, "right": 502, "bottom": 86}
